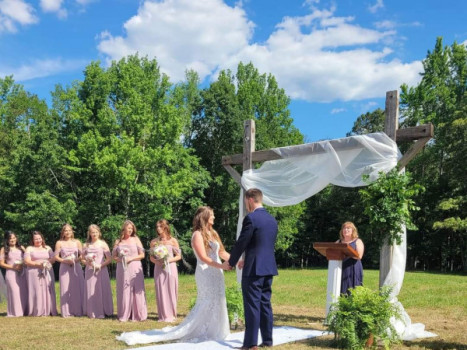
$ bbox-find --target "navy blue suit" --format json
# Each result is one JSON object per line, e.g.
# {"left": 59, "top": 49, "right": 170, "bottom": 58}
{"left": 229, "top": 207, "right": 278, "bottom": 348}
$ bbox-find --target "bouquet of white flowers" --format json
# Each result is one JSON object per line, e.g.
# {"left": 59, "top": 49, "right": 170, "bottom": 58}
{"left": 14, "top": 259, "right": 24, "bottom": 275}
{"left": 85, "top": 252, "right": 100, "bottom": 273}
{"left": 150, "top": 244, "right": 169, "bottom": 269}
{"left": 39, "top": 261, "right": 52, "bottom": 279}
{"left": 118, "top": 247, "right": 130, "bottom": 270}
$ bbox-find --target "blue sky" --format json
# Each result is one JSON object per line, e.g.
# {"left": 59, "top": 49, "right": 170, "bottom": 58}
{"left": 1, "top": 0, "right": 466, "bottom": 142}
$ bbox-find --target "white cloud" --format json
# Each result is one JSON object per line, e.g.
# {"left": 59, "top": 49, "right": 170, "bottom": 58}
{"left": 0, "top": 58, "right": 87, "bottom": 81}
{"left": 97, "top": 1, "right": 423, "bottom": 103}
{"left": 217, "top": 8, "right": 422, "bottom": 102}
{"left": 331, "top": 108, "right": 345, "bottom": 114}
{"left": 374, "top": 20, "right": 422, "bottom": 30}
{"left": 98, "top": 0, "right": 254, "bottom": 82}
{"left": 40, "top": 0, "right": 67, "bottom": 19}
{"left": 368, "top": 0, "right": 384, "bottom": 14}
{"left": 359, "top": 101, "right": 378, "bottom": 112}
{"left": 0, "top": 0, "right": 38, "bottom": 33}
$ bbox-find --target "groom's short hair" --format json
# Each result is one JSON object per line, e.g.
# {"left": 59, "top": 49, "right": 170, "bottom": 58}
{"left": 245, "top": 188, "right": 263, "bottom": 203}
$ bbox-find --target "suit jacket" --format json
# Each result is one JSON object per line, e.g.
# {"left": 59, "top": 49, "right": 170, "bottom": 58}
{"left": 229, "top": 207, "right": 278, "bottom": 277}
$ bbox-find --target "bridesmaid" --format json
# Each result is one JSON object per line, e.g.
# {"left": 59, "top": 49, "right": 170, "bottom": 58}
{"left": 24, "top": 231, "right": 58, "bottom": 316}
{"left": 0, "top": 231, "right": 28, "bottom": 316}
{"left": 55, "top": 224, "right": 85, "bottom": 317}
{"left": 82, "top": 224, "right": 113, "bottom": 318}
{"left": 112, "top": 220, "right": 147, "bottom": 322}
{"left": 150, "top": 219, "right": 181, "bottom": 322}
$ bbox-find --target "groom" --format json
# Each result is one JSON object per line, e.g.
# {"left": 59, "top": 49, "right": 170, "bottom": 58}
{"left": 224, "top": 188, "right": 278, "bottom": 350}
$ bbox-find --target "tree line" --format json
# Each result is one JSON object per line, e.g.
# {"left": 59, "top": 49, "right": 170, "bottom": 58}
{"left": 1, "top": 37, "right": 465, "bottom": 272}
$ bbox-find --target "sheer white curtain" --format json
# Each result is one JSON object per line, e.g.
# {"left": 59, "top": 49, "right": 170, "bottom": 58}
{"left": 236, "top": 132, "right": 435, "bottom": 340}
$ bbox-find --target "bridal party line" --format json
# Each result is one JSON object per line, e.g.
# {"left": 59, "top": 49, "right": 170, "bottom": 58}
{"left": 0, "top": 220, "right": 181, "bottom": 322}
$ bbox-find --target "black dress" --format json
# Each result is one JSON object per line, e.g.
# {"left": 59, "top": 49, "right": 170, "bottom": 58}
{"left": 340, "top": 239, "right": 363, "bottom": 294}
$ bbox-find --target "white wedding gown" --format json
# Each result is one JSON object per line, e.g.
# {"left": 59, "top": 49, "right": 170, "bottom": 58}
{"left": 117, "top": 240, "right": 230, "bottom": 346}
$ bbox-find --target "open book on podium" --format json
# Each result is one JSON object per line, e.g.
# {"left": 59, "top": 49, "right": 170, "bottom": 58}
{"left": 313, "top": 242, "right": 359, "bottom": 318}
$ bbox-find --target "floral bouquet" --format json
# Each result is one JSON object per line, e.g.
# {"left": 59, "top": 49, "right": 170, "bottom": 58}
{"left": 14, "top": 259, "right": 24, "bottom": 274}
{"left": 150, "top": 244, "right": 169, "bottom": 269}
{"left": 119, "top": 247, "right": 130, "bottom": 270}
{"left": 39, "top": 261, "right": 52, "bottom": 279}
{"left": 63, "top": 252, "right": 76, "bottom": 264}
{"left": 85, "top": 252, "right": 99, "bottom": 273}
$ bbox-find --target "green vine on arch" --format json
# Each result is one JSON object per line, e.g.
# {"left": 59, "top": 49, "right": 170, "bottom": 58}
{"left": 359, "top": 168, "right": 424, "bottom": 247}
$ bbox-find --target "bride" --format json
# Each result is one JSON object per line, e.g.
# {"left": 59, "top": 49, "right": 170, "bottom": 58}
{"left": 117, "top": 206, "right": 231, "bottom": 345}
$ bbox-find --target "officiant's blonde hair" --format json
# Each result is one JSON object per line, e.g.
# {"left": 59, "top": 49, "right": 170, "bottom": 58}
{"left": 192, "top": 206, "right": 225, "bottom": 254}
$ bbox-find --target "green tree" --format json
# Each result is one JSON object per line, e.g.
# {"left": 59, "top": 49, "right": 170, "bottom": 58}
{"left": 0, "top": 76, "right": 73, "bottom": 241}
{"left": 51, "top": 55, "right": 209, "bottom": 248}
{"left": 401, "top": 38, "right": 466, "bottom": 271}
{"left": 188, "top": 62, "right": 305, "bottom": 255}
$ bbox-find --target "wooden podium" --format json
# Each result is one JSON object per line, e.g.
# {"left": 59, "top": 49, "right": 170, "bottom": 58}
{"left": 313, "top": 242, "right": 359, "bottom": 317}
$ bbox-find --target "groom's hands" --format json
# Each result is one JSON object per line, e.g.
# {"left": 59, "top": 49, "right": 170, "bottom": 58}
{"left": 221, "top": 261, "right": 233, "bottom": 270}
{"left": 220, "top": 260, "right": 244, "bottom": 270}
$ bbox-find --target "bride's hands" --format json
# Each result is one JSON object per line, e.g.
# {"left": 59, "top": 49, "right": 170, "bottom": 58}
{"left": 220, "top": 261, "right": 232, "bottom": 270}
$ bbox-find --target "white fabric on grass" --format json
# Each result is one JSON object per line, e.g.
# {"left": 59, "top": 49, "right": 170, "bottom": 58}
{"left": 128, "top": 326, "right": 327, "bottom": 350}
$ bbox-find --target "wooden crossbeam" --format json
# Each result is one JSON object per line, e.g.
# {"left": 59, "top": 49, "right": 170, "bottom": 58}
{"left": 396, "top": 124, "right": 434, "bottom": 142}
{"left": 222, "top": 124, "right": 433, "bottom": 166}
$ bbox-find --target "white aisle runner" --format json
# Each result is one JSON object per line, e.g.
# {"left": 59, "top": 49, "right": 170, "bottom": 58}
{"left": 128, "top": 326, "right": 328, "bottom": 350}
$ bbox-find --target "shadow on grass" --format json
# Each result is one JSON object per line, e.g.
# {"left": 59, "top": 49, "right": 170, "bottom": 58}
{"left": 405, "top": 339, "right": 467, "bottom": 350}
{"left": 275, "top": 313, "right": 324, "bottom": 325}
{"left": 300, "top": 333, "right": 335, "bottom": 348}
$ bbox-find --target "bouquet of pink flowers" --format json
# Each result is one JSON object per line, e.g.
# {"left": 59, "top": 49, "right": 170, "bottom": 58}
{"left": 150, "top": 244, "right": 169, "bottom": 269}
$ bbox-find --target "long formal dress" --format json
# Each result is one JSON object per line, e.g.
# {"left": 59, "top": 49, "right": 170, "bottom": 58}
{"left": 26, "top": 249, "right": 58, "bottom": 316}
{"left": 116, "top": 240, "right": 229, "bottom": 346}
{"left": 154, "top": 244, "right": 180, "bottom": 322}
{"left": 1, "top": 250, "right": 28, "bottom": 316}
{"left": 83, "top": 246, "right": 113, "bottom": 318}
{"left": 114, "top": 244, "right": 148, "bottom": 322}
{"left": 58, "top": 246, "right": 85, "bottom": 317}
{"left": 341, "top": 239, "right": 363, "bottom": 294}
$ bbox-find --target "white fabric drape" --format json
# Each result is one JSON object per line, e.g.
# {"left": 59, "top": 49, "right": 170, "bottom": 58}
{"left": 236, "top": 132, "right": 435, "bottom": 341}
{"left": 383, "top": 224, "right": 437, "bottom": 340}
{"left": 242, "top": 132, "right": 400, "bottom": 207}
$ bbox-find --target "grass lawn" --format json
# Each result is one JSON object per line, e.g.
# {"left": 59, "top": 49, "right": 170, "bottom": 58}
{"left": 0, "top": 269, "right": 465, "bottom": 350}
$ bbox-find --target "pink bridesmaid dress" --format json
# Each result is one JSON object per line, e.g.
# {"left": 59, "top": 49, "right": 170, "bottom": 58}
{"left": 83, "top": 246, "right": 113, "bottom": 318}
{"left": 1, "top": 249, "right": 28, "bottom": 316}
{"left": 26, "top": 249, "right": 58, "bottom": 316}
{"left": 154, "top": 245, "right": 180, "bottom": 322}
{"left": 58, "top": 246, "right": 85, "bottom": 317}
{"left": 114, "top": 244, "right": 147, "bottom": 322}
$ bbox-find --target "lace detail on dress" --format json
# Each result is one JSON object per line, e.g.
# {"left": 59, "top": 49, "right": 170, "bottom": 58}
{"left": 116, "top": 240, "right": 230, "bottom": 345}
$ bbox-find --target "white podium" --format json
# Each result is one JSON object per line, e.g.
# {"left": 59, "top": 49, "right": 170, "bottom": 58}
{"left": 313, "top": 242, "right": 359, "bottom": 318}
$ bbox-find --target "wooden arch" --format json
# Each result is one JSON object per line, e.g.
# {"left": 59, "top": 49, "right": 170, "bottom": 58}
{"left": 221, "top": 90, "right": 433, "bottom": 287}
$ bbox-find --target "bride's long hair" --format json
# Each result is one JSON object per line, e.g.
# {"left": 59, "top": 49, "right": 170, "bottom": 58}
{"left": 192, "top": 206, "right": 225, "bottom": 253}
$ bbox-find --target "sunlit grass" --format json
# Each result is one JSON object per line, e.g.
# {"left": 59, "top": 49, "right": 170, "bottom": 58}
{"left": 0, "top": 269, "right": 465, "bottom": 350}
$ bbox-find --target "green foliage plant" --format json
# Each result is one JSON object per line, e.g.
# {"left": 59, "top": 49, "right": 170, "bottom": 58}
{"left": 189, "top": 284, "right": 244, "bottom": 328}
{"left": 359, "top": 169, "right": 424, "bottom": 247}
{"left": 225, "top": 284, "right": 244, "bottom": 328}
{"left": 326, "top": 286, "right": 402, "bottom": 350}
